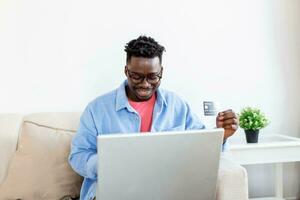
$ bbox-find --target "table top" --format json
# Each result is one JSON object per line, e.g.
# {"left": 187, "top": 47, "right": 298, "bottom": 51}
{"left": 227, "top": 134, "right": 300, "bottom": 164}
{"left": 228, "top": 134, "right": 300, "bottom": 150}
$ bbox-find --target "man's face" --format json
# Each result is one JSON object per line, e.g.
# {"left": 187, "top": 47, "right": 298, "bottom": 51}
{"left": 125, "top": 56, "right": 163, "bottom": 101}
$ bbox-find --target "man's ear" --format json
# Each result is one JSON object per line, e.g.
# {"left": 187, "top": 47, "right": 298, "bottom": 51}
{"left": 161, "top": 66, "right": 163, "bottom": 75}
{"left": 124, "top": 66, "right": 128, "bottom": 77}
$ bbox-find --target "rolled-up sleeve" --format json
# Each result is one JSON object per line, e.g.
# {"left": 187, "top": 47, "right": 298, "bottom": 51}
{"left": 69, "top": 104, "right": 98, "bottom": 180}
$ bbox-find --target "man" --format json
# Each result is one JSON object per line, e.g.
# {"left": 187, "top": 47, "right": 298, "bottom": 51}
{"left": 69, "top": 36, "right": 239, "bottom": 200}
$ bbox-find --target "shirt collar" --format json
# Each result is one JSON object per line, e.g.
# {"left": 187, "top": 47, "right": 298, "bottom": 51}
{"left": 115, "top": 80, "right": 167, "bottom": 112}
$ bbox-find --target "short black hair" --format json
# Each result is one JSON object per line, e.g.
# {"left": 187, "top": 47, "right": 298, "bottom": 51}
{"left": 124, "top": 35, "right": 165, "bottom": 64}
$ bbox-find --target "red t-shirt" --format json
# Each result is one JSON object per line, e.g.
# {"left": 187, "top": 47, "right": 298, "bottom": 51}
{"left": 128, "top": 94, "right": 156, "bottom": 133}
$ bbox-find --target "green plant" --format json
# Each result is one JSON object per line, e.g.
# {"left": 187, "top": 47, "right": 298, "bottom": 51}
{"left": 239, "top": 107, "right": 269, "bottom": 131}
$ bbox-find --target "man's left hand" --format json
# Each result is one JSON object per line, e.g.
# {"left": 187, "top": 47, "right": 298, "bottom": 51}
{"left": 216, "top": 109, "right": 239, "bottom": 140}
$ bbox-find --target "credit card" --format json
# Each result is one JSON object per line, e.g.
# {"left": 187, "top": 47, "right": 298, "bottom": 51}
{"left": 203, "top": 101, "right": 217, "bottom": 116}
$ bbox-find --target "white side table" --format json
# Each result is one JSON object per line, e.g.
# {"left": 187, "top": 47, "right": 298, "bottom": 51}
{"left": 228, "top": 134, "right": 300, "bottom": 200}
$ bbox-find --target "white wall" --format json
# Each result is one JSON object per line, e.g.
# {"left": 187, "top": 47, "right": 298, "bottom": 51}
{"left": 1, "top": 0, "right": 300, "bottom": 198}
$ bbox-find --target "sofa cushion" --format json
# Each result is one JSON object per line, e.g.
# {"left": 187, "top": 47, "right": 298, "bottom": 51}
{"left": 23, "top": 112, "right": 81, "bottom": 131}
{"left": 0, "top": 113, "right": 83, "bottom": 199}
{"left": 0, "top": 114, "right": 23, "bottom": 185}
{"left": 216, "top": 155, "right": 249, "bottom": 200}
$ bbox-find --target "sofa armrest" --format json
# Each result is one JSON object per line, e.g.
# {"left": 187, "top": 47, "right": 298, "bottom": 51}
{"left": 216, "top": 154, "right": 249, "bottom": 200}
{"left": 0, "top": 114, "right": 23, "bottom": 184}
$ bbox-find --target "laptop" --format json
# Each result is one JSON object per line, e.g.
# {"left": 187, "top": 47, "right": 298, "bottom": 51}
{"left": 97, "top": 128, "right": 224, "bottom": 200}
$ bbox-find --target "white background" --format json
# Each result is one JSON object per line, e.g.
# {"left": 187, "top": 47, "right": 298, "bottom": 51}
{"left": 1, "top": 0, "right": 300, "bottom": 198}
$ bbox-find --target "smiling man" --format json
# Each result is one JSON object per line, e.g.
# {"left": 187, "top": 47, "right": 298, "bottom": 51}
{"left": 69, "top": 36, "right": 239, "bottom": 200}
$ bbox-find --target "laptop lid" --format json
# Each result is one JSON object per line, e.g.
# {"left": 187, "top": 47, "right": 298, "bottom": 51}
{"left": 97, "top": 128, "right": 224, "bottom": 200}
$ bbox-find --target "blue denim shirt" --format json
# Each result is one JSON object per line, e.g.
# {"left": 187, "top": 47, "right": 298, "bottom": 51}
{"left": 69, "top": 80, "right": 213, "bottom": 200}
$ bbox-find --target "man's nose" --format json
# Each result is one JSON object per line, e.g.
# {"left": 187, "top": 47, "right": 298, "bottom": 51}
{"left": 140, "top": 77, "right": 151, "bottom": 87}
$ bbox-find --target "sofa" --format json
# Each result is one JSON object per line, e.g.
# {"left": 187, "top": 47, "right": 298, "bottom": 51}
{"left": 0, "top": 113, "right": 249, "bottom": 200}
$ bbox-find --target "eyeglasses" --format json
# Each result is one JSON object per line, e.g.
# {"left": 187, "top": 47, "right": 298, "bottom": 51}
{"left": 126, "top": 67, "right": 162, "bottom": 84}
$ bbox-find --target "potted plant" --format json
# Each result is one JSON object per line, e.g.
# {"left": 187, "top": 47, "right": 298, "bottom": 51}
{"left": 239, "top": 107, "right": 269, "bottom": 143}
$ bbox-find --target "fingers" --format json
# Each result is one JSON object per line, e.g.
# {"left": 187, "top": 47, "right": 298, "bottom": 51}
{"left": 216, "top": 109, "right": 239, "bottom": 130}
{"left": 217, "top": 109, "right": 239, "bottom": 138}
{"left": 224, "top": 124, "right": 239, "bottom": 130}
{"left": 222, "top": 118, "right": 239, "bottom": 126}
{"left": 219, "top": 109, "right": 233, "bottom": 115}
{"left": 216, "top": 118, "right": 239, "bottom": 128}
{"left": 217, "top": 109, "right": 238, "bottom": 121}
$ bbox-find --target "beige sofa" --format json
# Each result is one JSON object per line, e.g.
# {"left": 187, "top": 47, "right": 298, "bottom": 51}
{"left": 0, "top": 113, "right": 248, "bottom": 200}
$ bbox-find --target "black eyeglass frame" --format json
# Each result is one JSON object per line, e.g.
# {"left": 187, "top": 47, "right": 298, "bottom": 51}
{"left": 126, "top": 66, "right": 162, "bottom": 84}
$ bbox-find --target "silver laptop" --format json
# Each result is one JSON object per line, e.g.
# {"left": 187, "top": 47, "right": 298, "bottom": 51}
{"left": 97, "top": 129, "right": 224, "bottom": 200}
